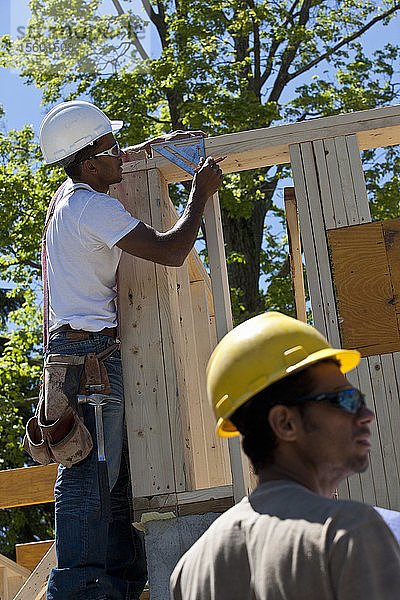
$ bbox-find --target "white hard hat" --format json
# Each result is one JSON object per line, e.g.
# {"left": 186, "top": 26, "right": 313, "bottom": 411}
{"left": 39, "top": 100, "right": 123, "bottom": 165}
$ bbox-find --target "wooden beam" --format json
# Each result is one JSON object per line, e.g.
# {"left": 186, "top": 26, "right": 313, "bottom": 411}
{"left": 0, "top": 464, "right": 57, "bottom": 509}
{"left": 122, "top": 105, "right": 400, "bottom": 183}
{"left": 15, "top": 541, "right": 54, "bottom": 573}
{"left": 0, "top": 554, "right": 30, "bottom": 579}
{"left": 284, "top": 188, "right": 307, "bottom": 323}
{"left": 203, "top": 193, "right": 256, "bottom": 501}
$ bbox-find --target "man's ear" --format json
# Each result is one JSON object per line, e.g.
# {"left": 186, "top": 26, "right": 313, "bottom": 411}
{"left": 81, "top": 158, "right": 97, "bottom": 175}
{"left": 268, "top": 405, "right": 300, "bottom": 442}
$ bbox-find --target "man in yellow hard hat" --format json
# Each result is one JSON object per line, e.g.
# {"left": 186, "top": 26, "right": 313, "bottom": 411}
{"left": 171, "top": 312, "right": 400, "bottom": 599}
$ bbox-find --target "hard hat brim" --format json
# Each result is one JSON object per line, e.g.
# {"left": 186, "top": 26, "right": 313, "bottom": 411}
{"left": 217, "top": 347, "right": 361, "bottom": 437}
{"left": 111, "top": 120, "right": 123, "bottom": 133}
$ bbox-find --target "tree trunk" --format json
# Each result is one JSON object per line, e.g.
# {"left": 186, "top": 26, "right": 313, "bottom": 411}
{"left": 221, "top": 171, "right": 279, "bottom": 319}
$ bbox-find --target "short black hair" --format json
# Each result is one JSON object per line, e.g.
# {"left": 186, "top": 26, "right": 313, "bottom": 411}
{"left": 63, "top": 138, "right": 103, "bottom": 179}
{"left": 230, "top": 358, "right": 340, "bottom": 474}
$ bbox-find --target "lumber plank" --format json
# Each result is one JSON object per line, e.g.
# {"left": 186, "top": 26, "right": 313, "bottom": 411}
{"left": 177, "top": 485, "right": 233, "bottom": 505}
{"left": 122, "top": 105, "right": 400, "bottom": 183}
{"left": 168, "top": 202, "right": 214, "bottom": 316}
{"left": 357, "top": 358, "right": 388, "bottom": 508}
{"left": 16, "top": 541, "right": 54, "bottom": 573}
{"left": 178, "top": 496, "right": 234, "bottom": 516}
{"left": 0, "top": 554, "right": 30, "bottom": 579}
{"left": 341, "top": 370, "right": 364, "bottom": 503}
{"left": 203, "top": 192, "right": 255, "bottom": 501}
{"left": 189, "top": 281, "right": 232, "bottom": 487}
{"left": 289, "top": 143, "right": 327, "bottom": 337}
{"left": 175, "top": 261, "right": 210, "bottom": 488}
{"left": 313, "top": 139, "right": 336, "bottom": 230}
{"left": 323, "top": 138, "right": 348, "bottom": 228}
{"left": 368, "top": 355, "right": 400, "bottom": 510}
{"left": 284, "top": 188, "right": 307, "bottom": 323}
{"left": 148, "top": 168, "right": 188, "bottom": 492}
{"left": 380, "top": 354, "right": 400, "bottom": 507}
{"left": 0, "top": 567, "right": 8, "bottom": 600}
{"left": 345, "top": 135, "right": 371, "bottom": 223}
{"left": 113, "top": 171, "right": 176, "bottom": 497}
{"left": 334, "top": 136, "right": 360, "bottom": 226}
{"left": 301, "top": 142, "right": 341, "bottom": 347}
{"left": 13, "top": 543, "right": 55, "bottom": 600}
{"left": 0, "top": 464, "right": 57, "bottom": 509}
{"left": 346, "top": 364, "right": 377, "bottom": 505}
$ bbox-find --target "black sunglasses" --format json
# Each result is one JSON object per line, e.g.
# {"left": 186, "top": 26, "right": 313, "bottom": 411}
{"left": 292, "top": 388, "right": 366, "bottom": 415}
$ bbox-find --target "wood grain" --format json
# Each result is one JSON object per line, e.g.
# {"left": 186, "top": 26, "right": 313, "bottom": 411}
{"left": 122, "top": 105, "right": 400, "bottom": 183}
{"left": 327, "top": 220, "right": 400, "bottom": 356}
{"left": 0, "top": 464, "right": 57, "bottom": 509}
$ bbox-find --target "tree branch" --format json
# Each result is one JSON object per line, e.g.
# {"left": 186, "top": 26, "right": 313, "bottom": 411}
{"left": 259, "top": 0, "right": 304, "bottom": 88}
{"left": 111, "top": 0, "right": 150, "bottom": 60}
{"left": 287, "top": 2, "right": 400, "bottom": 83}
{"left": 267, "top": 0, "right": 312, "bottom": 103}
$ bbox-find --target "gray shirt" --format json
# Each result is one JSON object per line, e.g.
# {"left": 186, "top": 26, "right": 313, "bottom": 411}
{"left": 171, "top": 480, "right": 400, "bottom": 599}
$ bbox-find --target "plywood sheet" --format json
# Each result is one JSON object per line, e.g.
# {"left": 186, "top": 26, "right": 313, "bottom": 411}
{"left": 327, "top": 219, "right": 400, "bottom": 357}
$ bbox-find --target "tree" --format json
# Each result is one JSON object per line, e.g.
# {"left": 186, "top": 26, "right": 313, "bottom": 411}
{"left": 3, "top": 0, "right": 400, "bottom": 318}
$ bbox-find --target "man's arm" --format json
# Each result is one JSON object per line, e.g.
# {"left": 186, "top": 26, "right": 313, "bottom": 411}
{"left": 116, "top": 157, "right": 223, "bottom": 266}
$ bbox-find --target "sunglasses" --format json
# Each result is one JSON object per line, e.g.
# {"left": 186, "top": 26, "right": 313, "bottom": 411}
{"left": 90, "top": 141, "right": 121, "bottom": 159}
{"left": 292, "top": 387, "right": 366, "bottom": 414}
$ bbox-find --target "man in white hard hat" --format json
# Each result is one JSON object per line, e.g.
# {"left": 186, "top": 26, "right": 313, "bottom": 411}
{"left": 38, "top": 100, "right": 223, "bottom": 600}
{"left": 171, "top": 312, "right": 400, "bottom": 600}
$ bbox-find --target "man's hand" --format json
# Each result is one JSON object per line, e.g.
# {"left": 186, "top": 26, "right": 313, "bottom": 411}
{"left": 191, "top": 156, "right": 224, "bottom": 202}
{"left": 123, "top": 130, "right": 206, "bottom": 157}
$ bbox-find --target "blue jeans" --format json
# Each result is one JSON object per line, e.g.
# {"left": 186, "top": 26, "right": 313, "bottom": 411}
{"left": 46, "top": 333, "right": 147, "bottom": 600}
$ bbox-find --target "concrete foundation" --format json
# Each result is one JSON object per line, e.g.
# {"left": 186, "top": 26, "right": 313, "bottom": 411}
{"left": 145, "top": 513, "right": 220, "bottom": 600}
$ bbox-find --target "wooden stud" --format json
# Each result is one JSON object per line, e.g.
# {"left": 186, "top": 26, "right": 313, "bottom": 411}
{"left": 147, "top": 168, "right": 188, "bottom": 492}
{"left": 175, "top": 263, "right": 210, "bottom": 488}
{"left": 289, "top": 143, "right": 328, "bottom": 337}
{"left": 368, "top": 355, "right": 400, "bottom": 509}
{"left": 334, "top": 136, "right": 360, "bottom": 225}
{"left": 284, "top": 188, "right": 307, "bottom": 323}
{"left": 189, "top": 280, "right": 232, "bottom": 487}
{"left": 203, "top": 192, "right": 255, "bottom": 500}
{"left": 114, "top": 171, "right": 177, "bottom": 497}
{"left": 345, "top": 135, "right": 371, "bottom": 223}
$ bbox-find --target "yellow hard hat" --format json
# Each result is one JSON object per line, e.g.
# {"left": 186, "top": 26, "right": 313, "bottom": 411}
{"left": 207, "top": 312, "right": 360, "bottom": 438}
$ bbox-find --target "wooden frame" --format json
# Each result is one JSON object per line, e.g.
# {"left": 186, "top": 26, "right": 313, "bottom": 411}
{"left": 2, "top": 103, "right": 400, "bottom": 599}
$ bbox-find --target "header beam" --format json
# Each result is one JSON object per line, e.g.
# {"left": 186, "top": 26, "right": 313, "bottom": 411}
{"left": 122, "top": 104, "right": 400, "bottom": 183}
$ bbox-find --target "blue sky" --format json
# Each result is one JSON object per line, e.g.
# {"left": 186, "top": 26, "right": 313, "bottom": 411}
{"left": 1, "top": 1, "right": 400, "bottom": 138}
{"left": 0, "top": 0, "right": 157, "bottom": 134}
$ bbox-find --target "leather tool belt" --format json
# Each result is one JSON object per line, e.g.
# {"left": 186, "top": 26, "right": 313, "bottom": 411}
{"left": 23, "top": 343, "right": 119, "bottom": 468}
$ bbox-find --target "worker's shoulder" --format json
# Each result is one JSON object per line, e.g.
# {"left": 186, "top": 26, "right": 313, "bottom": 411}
{"left": 250, "top": 480, "right": 382, "bottom": 530}
{"left": 66, "top": 185, "right": 123, "bottom": 214}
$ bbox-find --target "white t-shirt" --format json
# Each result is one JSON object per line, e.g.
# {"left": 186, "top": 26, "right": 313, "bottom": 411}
{"left": 46, "top": 179, "right": 140, "bottom": 332}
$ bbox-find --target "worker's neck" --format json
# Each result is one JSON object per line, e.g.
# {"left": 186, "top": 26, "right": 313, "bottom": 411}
{"left": 257, "top": 460, "right": 338, "bottom": 499}
{"left": 71, "top": 175, "right": 109, "bottom": 194}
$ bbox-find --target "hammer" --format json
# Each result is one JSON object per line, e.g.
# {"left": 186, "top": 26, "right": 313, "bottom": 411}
{"left": 78, "top": 393, "right": 112, "bottom": 521}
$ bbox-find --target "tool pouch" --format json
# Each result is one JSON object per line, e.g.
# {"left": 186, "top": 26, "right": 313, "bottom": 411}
{"left": 79, "top": 352, "right": 111, "bottom": 396}
{"left": 23, "top": 353, "right": 95, "bottom": 468}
